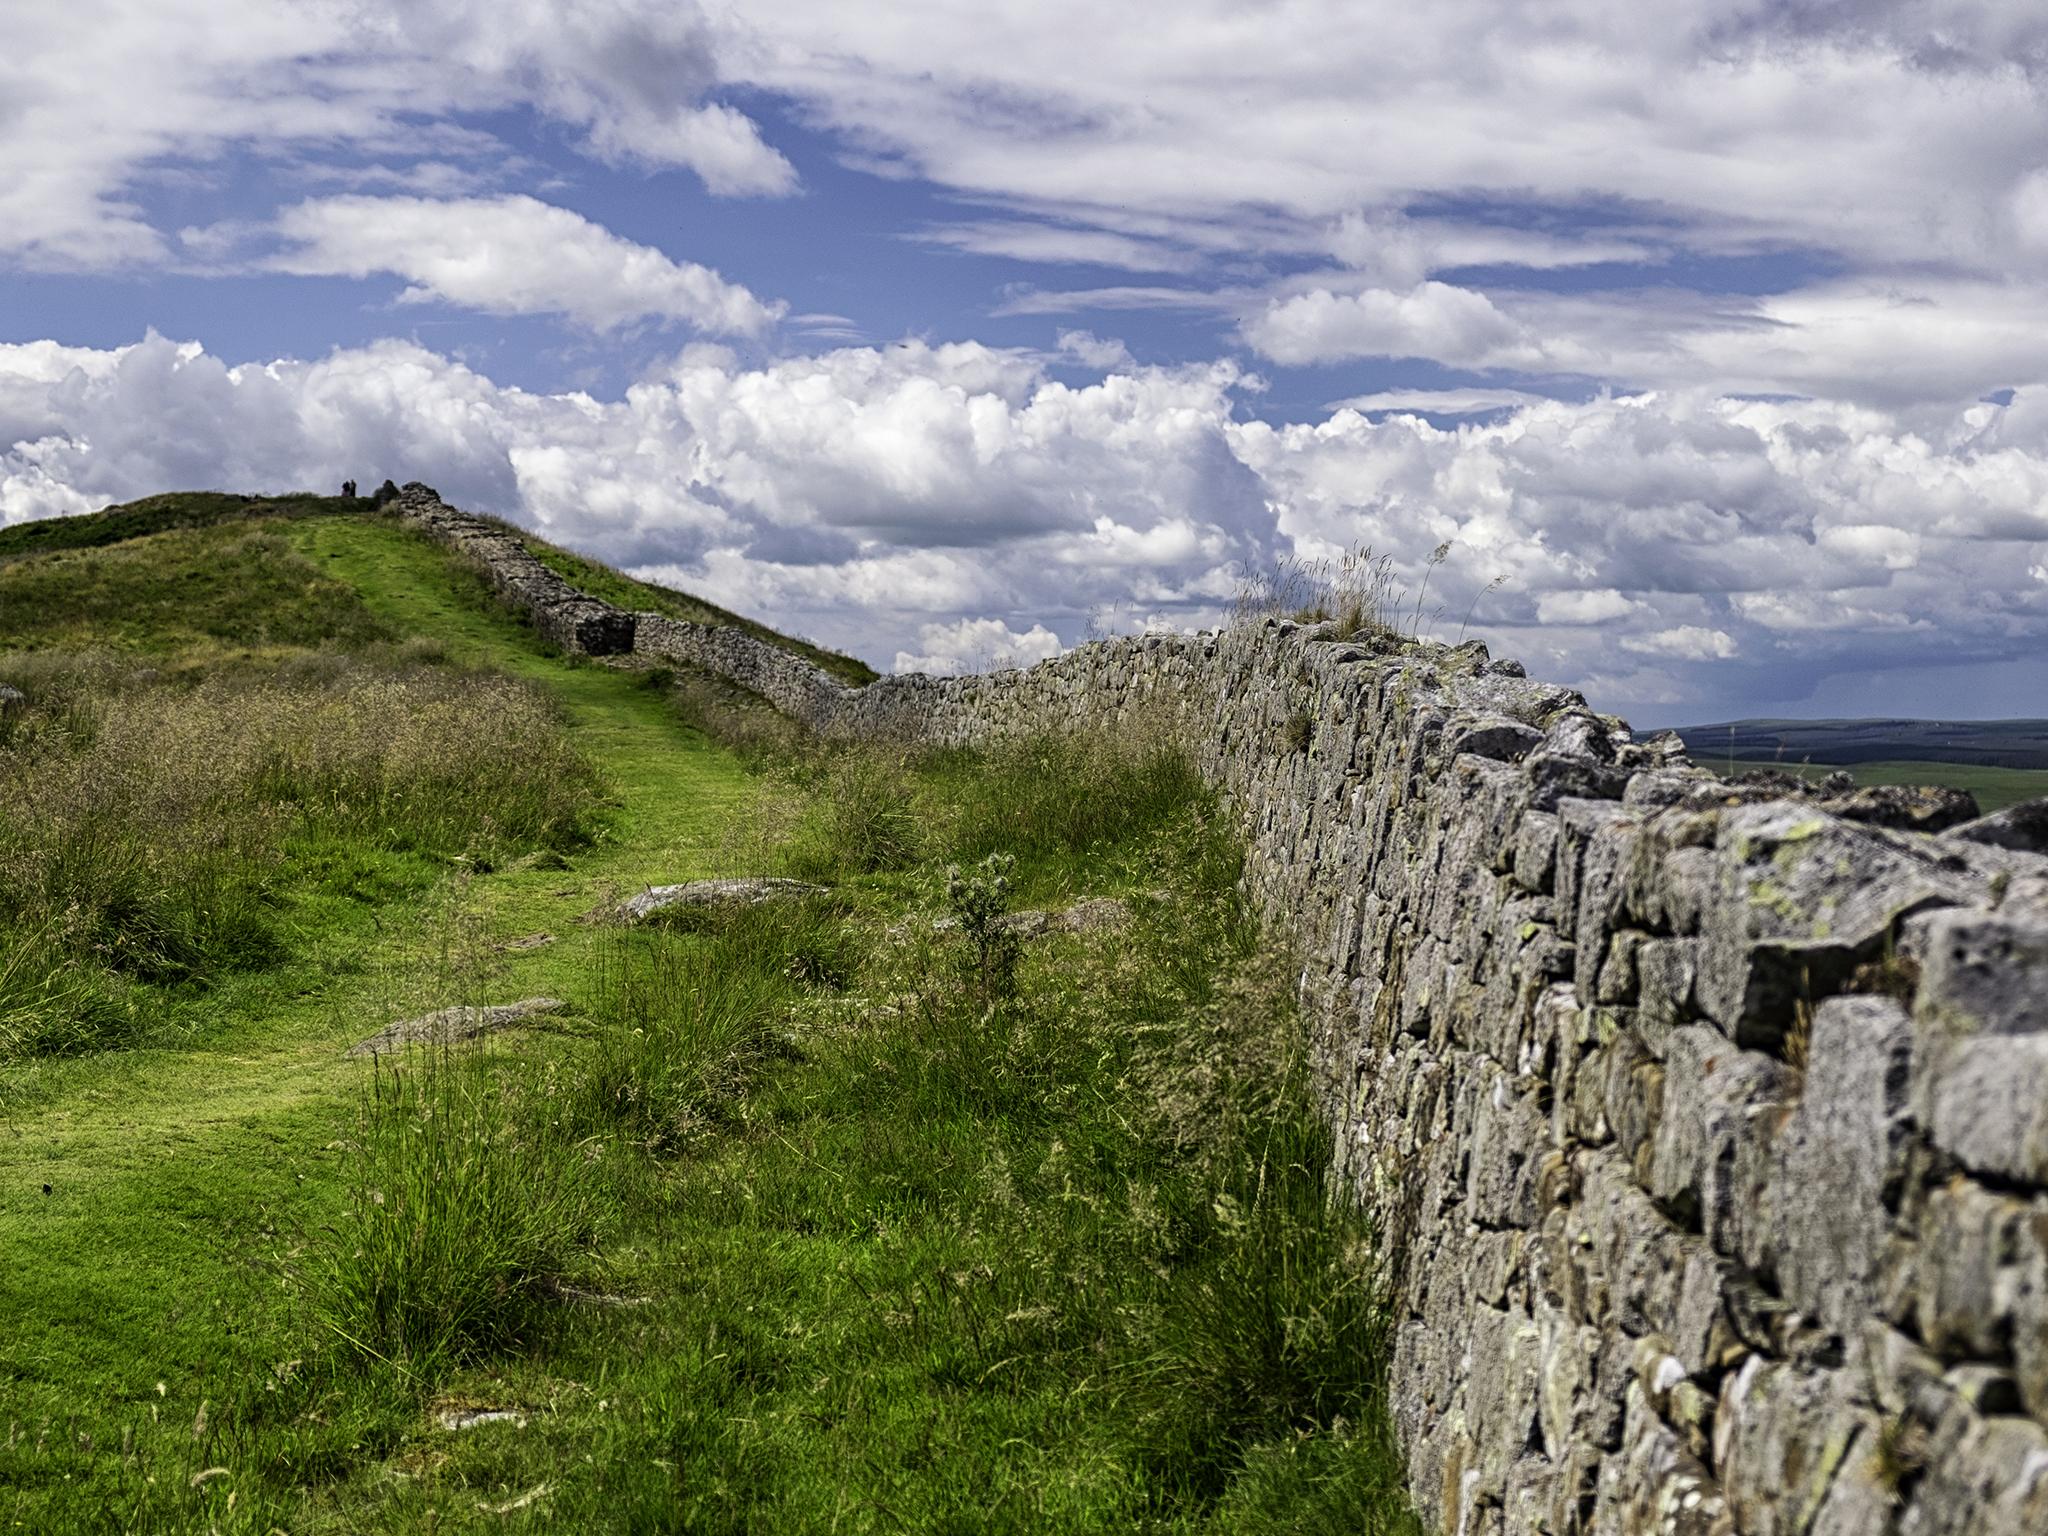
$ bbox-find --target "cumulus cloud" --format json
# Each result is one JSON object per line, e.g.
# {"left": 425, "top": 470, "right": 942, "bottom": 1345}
{"left": 1242, "top": 283, "right": 1543, "bottom": 370}
{"left": 18, "top": 2, "right": 2048, "bottom": 416}
{"left": 7, "top": 335, "right": 2048, "bottom": 722}
{"left": 270, "top": 195, "right": 783, "bottom": 335}
{"left": 1622, "top": 626, "right": 1738, "bottom": 660}
{"left": 892, "top": 618, "right": 1064, "bottom": 675}
{"left": 1535, "top": 589, "right": 1641, "bottom": 625}
{"left": 1054, "top": 331, "right": 1135, "bottom": 370}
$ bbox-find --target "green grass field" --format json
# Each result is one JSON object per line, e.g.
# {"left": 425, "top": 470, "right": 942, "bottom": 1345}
{"left": 1726, "top": 756, "right": 2048, "bottom": 814}
{"left": 0, "top": 506, "right": 1412, "bottom": 1533}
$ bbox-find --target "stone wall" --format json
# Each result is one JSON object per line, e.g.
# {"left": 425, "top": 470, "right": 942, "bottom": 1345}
{"left": 401, "top": 489, "right": 2048, "bottom": 1535}
{"left": 395, "top": 485, "right": 636, "bottom": 655}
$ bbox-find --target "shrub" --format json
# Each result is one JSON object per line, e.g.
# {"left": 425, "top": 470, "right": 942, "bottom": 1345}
{"left": 946, "top": 852, "right": 1021, "bottom": 1006}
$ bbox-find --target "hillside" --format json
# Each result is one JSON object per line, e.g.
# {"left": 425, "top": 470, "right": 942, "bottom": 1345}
{"left": 0, "top": 495, "right": 1405, "bottom": 1533}
{"left": 0, "top": 490, "right": 877, "bottom": 685}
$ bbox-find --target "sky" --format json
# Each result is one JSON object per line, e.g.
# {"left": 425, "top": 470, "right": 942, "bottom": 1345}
{"left": 6, "top": 2, "right": 2048, "bottom": 724}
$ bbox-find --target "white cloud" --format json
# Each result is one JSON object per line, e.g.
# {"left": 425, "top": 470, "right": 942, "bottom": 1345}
{"left": 1536, "top": 589, "right": 1640, "bottom": 625}
{"left": 892, "top": 618, "right": 1064, "bottom": 675}
{"left": 1622, "top": 625, "right": 1738, "bottom": 660}
{"left": 8, "top": 335, "right": 2048, "bottom": 723}
{"left": 1335, "top": 388, "right": 1554, "bottom": 417}
{"left": 0, "top": 1, "right": 794, "bottom": 271}
{"left": 1054, "top": 331, "right": 1135, "bottom": 370}
{"left": 1242, "top": 283, "right": 1543, "bottom": 369}
{"left": 17, "top": 2, "right": 2048, "bottom": 415}
{"left": 918, "top": 222, "right": 1198, "bottom": 273}
{"left": 270, "top": 195, "right": 782, "bottom": 335}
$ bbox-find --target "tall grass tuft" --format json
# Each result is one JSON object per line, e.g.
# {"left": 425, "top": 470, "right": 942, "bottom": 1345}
{"left": 779, "top": 749, "right": 922, "bottom": 878}
{"left": 1233, "top": 544, "right": 1404, "bottom": 640}
{"left": 939, "top": 729, "right": 1205, "bottom": 865}
{"left": 577, "top": 899, "right": 850, "bottom": 1151}
{"left": 1113, "top": 945, "right": 1401, "bottom": 1500}
{"left": 312, "top": 1046, "right": 601, "bottom": 1374}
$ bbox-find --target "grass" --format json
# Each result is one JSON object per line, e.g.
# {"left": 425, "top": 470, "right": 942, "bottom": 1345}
{"left": 313, "top": 1045, "right": 604, "bottom": 1374}
{"left": 0, "top": 649, "right": 599, "bottom": 1058}
{"left": 0, "top": 520, "right": 394, "bottom": 655}
{"left": 0, "top": 491, "right": 359, "bottom": 566}
{"left": 253, "top": 745, "right": 1413, "bottom": 1532}
{"left": 0, "top": 506, "right": 1415, "bottom": 1533}
{"left": 1234, "top": 546, "right": 1404, "bottom": 642}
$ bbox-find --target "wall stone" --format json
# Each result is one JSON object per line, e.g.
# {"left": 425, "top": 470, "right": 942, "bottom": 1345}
{"left": 401, "top": 489, "right": 2048, "bottom": 1535}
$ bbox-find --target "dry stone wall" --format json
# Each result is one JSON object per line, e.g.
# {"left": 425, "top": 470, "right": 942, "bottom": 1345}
{"left": 401, "top": 489, "right": 2048, "bottom": 1535}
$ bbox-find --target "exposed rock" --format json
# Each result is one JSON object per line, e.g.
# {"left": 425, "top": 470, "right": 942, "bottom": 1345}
{"left": 1912, "top": 906, "right": 2048, "bottom": 1036}
{"left": 1944, "top": 796, "right": 2048, "bottom": 856}
{"left": 1693, "top": 803, "right": 1979, "bottom": 1048}
{"left": 611, "top": 877, "right": 828, "bottom": 924}
{"left": 1448, "top": 715, "right": 1545, "bottom": 762}
{"left": 1770, "top": 996, "right": 1913, "bottom": 1332}
{"left": 0, "top": 684, "right": 24, "bottom": 710}
{"left": 435, "top": 1406, "right": 527, "bottom": 1431}
{"left": 345, "top": 997, "right": 565, "bottom": 1058}
{"left": 1817, "top": 782, "right": 1981, "bottom": 833}
{"left": 494, "top": 931, "right": 556, "bottom": 953}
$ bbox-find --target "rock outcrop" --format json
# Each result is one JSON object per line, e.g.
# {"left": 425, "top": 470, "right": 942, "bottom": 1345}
{"left": 346, "top": 997, "right": 567, "bottom": 1058}
{"left": 395, "top": 487, "right": 2048, "bottom": 1536}
{"left": 608, "top": 877, "right": 828, "bottom": 924}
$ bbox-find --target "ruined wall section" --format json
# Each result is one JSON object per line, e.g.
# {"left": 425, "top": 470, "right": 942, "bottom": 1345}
{"left": 402, "top": 488, "right": 2048, "bottom": 1536}
{"left": 394, "top": 485, "right": 636, "bottom": 655}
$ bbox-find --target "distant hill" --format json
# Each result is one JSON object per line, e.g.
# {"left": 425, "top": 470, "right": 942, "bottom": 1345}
{"left": 1675, "top": 717, "right": 2048, "bottom": 771}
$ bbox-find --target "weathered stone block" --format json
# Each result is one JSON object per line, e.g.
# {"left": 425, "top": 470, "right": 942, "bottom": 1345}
{"left": 1557, "top": 798, "right": 1634, "bottom": 921}
{"left": 1450, "top": 716, "right": 1546, "bottom": 763}
{"left": 1590, "top": 1384, "right": 1731, "bottom": 1536}
{"left": 1943, "top": 796, "right": 2048, "bottom": 855}
{"left": 1470, "top": 1071, "right": 1549, "bottom": 1229}
{"left": 1899, "top": 1409, "right": 2048, "bottom": 1536}
{"left": 1713, "top": 1356, "right": 1870, "bottom": 1536}
{"left": 1637, "top": 937, "right": 1702, "bottom": 1048}
{"left": 1912, "top": 1179, "right": 2036, "bottom": 1364}
{"left": 1466, "top": 1305, "right": 1546, "bottom": 1504}
{"left": 1912, "top": 907, "right": 2048, "bottom": 1038}
{"left": 1515, "top": 809, "right": 1561, "bottom": 895}
{"left": 1771, "top": 996, "right": 1914, "bottom": 1335}
{"left": 1649, "top": 1027, "right": 1794, "bottom": 1253}
{"left": 1919, "top": 1031, "right": 2048, "bottom": 1187}
{"left": 1597, "top": 928, "right": 1648, "bottom": 1005}
{"left": 1696, "top": 804, "right": 1982, "bottom": 1048}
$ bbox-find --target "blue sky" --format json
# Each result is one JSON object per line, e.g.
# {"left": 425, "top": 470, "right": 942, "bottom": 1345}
{"left": 6, "top": 1, "right": 2048, "bottom": 724}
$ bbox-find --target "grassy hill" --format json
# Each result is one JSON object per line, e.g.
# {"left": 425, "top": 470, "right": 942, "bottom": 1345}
{"left": 0, "top": 491, "right": 877, "bottom": 685}
{"left": 0, "top": 496, "right": 1410, "bottom": 1534}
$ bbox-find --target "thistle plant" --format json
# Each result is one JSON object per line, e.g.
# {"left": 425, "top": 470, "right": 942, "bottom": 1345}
{"left": 946, "top": 851, "right": 1021, "bottom": 1004}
